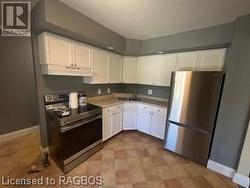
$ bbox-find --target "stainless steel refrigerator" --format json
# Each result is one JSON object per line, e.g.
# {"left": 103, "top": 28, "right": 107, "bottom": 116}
{"left": 164, "top": 71, "right": 224, "bottom": 166}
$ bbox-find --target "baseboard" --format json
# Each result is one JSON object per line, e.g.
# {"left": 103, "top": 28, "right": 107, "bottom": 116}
{"left": 207, "top": 160, "right": 236, "bottom": 178}
{"left": 233, "top": 173, "right": 250, "bottom": 188}
{"left": 0, "top": 125, "right": 39, "bottom": 142}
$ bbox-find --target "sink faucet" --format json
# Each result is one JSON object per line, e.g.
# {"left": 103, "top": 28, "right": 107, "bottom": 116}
{"left": 132, "top": 92, "right": 139, "bottom": 99}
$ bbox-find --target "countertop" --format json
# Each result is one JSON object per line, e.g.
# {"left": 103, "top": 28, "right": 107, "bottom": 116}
{"left": 88, "top": 93, "right": 168, "bottom": 108}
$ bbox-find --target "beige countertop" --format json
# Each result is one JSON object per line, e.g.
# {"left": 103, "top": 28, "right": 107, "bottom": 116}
{"left": 88, "top": 93, "right": 168, "bottom": 108}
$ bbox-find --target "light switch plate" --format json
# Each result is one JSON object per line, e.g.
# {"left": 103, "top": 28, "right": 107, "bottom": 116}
{"left": 107, "top": 88, "right": 110, "bottom": 94}
{"left": 98, "top": 88, "right": 101, "bottom": 95}
{"left": 148, "top": 89, "right": 153, "bottom": 95}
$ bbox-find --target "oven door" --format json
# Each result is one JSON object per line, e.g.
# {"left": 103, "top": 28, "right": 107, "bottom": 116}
{"left": 60, "top": 114, "right": 102, "bottom": 164}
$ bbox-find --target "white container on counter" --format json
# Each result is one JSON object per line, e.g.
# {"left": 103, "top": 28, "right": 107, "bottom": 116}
{"left": 69, "top": 92, "right": 78, "bottom": 109}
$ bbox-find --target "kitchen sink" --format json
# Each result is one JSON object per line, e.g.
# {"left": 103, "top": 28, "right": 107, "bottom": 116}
{"left": 118, "top": 97, "right": 141, "bottom": 101}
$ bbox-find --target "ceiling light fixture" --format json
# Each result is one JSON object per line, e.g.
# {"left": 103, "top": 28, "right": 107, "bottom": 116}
{"left": 156, "top": 51, "right": 164, "bottom": 54}
{"left": 107, "top": 46, "right": 115, "bottom": 50}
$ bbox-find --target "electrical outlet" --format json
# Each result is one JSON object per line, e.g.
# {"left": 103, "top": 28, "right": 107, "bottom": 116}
{"left": 98, "top": 88, "right": 101, "bottom": 95}
{"left": 107, "top": 88, "right": 110, "bottom": 94}
{"left": 148, "top": 89, "right": 153, "bottom": 95}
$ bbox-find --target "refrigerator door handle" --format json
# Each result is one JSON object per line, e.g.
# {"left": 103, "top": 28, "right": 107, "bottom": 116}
{"left": 168, "top": 120, "right": 210, "bottom": 135}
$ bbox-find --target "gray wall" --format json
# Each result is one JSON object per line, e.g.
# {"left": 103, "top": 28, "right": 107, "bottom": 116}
{"left": 0, "top": 35, "right": 38, "bottom": 134}
{"left": 32, "top": 0, "right": 126, "bottom": 54}
{"left": 210, "top": 14, "right": 250, "bottom": 169}
{"left": 125, "top": 84, "right": 170, "bottom": 99}
{"left": 142, "top": 23, "right": 233, "bottom": 55}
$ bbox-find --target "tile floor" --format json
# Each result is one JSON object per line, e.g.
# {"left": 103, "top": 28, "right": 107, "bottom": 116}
{"left": 0, "top": 130, "right": 239, "bottom": 188}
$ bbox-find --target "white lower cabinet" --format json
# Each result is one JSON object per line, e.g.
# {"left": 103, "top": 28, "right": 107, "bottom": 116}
{"left": 112, "top": 110, "right": 122, "bottom": 135}
{"left": 103, "top": 113, "right": 113, "bottom": 141}
{"left": 103, "top": 103, "right": 167, "bottom": 141}
{"left": 137, "top": 104, "right": 167, "bottom": 140}
{"left": 102, "top": 105, "right": 123, "bottom": 141}
{"left": 123, "top": 103, "right": 138, "bottom": 130}
{"left": 150, "top": 113, "right": 167, "bottom": 139}
{"left": 137, "top": 110, "right": 152, "bottom": 134}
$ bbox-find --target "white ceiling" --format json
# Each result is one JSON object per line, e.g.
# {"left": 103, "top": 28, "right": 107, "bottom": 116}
{"left": 60, "top": 0, "right": 250, "bottom": 40}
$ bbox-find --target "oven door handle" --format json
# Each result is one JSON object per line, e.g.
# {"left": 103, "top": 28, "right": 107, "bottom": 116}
{"left": 61, "top": 115, "right": 102, "bottom": 133}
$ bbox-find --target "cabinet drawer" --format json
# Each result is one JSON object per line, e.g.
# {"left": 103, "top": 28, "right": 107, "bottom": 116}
{"left": 103, "top": 104, "right": 123, "bottom": 115}
{"left": 123, "top": 102, "right": 138, "bottom": 108}
{"left": 103, "top": 107, "right": 115, "bottom": 115}
{"left": 152, "top": 106, "right": 167, "bottom": 115}
{"left": 138, "top": 104, "right": 152, "bottom": 112}
{"left": 115, "top": 104, "right": 123, "bottom": 112}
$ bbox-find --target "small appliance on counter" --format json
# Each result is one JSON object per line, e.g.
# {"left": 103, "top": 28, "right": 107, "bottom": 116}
{"left": 69, "top": 92, "right": 78, "bottom": 109}
{"left": 78, "top": 93, "right": 87, "bottom": 107}
{"left": 44, "top": 93, "right": 103, "bottom": 173}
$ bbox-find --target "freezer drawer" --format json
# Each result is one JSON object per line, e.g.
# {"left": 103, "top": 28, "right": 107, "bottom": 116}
{"left": 165, "top": 122, "right": 212, "bottom": 165}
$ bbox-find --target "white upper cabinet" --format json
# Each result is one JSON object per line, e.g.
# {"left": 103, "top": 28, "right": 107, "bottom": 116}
{"left": 198, "top": 49, "right": 226, "bottom": 71}
{"left": 38, "top": 32, "right": 226, "bottom": 82}
{"left": 176, "top": 51, "right": 199, "bottom": 71}
{"left": 136, "top": 54, "right": 176, "bottom": 87}
{"left": 39, "top": 32, "right": 72, "bottom": 67}
{"left": 136, "top": 56, "right": 155, "bottom": 85}
{"left": 154, "top": 54, "right": 177, "bottom": 86}
{"left": 38, "top": 32, "right": 93, "bottom": 76}
{"left": 84, "top": 50, "right": 123, "bottom": 84}
{"left": 123, "top": 56, "right": 137, "bottom": 83}
{"left": 73, "top": 41, "right": 93, "bottom": 71}
{"left": 109, "top": 53, "right": 123, "bottom": 83}
{"left": 85, "top": 48, "right": 109, "bottom": 84}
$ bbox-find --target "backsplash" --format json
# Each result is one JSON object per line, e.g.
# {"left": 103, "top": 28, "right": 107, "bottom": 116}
{"left": 125, "top": 84, "right": 170, "bottom": 99}
{"left": 42, "top": 76, "right": 170, "bottom": 99}
{"left": 42, "top": 75, "right": 125, "bottom": 96}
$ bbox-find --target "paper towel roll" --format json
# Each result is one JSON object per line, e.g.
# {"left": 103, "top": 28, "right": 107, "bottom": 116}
{"left": 69, "top": 92, "right": 78, "bottom": 109}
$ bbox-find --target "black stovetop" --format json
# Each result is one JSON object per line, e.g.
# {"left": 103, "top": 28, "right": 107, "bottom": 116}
{"left": 47, "top": 103, "right": 102, "bottom": 126}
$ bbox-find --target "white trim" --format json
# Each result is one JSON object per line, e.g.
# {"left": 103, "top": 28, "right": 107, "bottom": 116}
{"left": 233, "top": 173, "right": 250, "bottom": 188}
{"left": 207, "top": 160, "right": 236, "bottom": 178}
{"left": 0, "top": 125, "right": 39, "bottom": 142}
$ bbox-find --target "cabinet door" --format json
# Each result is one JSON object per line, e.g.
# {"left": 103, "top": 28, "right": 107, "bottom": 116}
{"left": 154, "top": 54, "right": 177, "bottom": 86}
{"left": 123, "top": 109, "right": 137, "bottom": 130}
{"left": 123, "top": 56, "right": 137, "bottom": 83}
{"left": 151, "top": 113, "right": 167, "bottom": 140}
{"left": 92, "top": 48, "right": 109, "bottom": 83}
{"left": 73, "top": 42, "right": 93, "bottom": 69}
{"left": 137, "top": 110, "right": 151, "bottom": 134}
{"left": 109, "top": 53, "right": 123, "bottom": 83}
{"left": 136, "top": 56, "right": 154, "bottom": 85}
{"left": 103, "top": 114, "right": 113, "bottom": 141}
{"left": 198, "top": 49, "right": 226, "bottom": 71}
{"left": 47, "top": 34, "right": 72, "bottom": 66}
{"left": 112, "top": 111, "right": 122, "bottom": 135}
{"left": 176, "top": 51, "right": 199, "bottom": 71}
